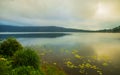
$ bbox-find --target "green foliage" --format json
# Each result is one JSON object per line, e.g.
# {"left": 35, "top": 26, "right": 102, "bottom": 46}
{"left": 0, "top": 57, "right": 11, "bottom": 75}
{"left": 11, "top": 66, "right": 44, "bottom": 75}
{"left": 0, "top": 38, "right": 23, "bottom": 56}
{"left": 13, "top": 48, "right": 40, "bottom": 69}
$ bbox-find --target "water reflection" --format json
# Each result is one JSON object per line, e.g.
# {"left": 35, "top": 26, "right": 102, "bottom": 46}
{"left": 1, "top": 33, "right": 120, "bottom": 75}
{"left": 0, "top": 33, "right": 69, "bottom": 39}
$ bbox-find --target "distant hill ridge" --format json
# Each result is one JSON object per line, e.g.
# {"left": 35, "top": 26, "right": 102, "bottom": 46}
{"left": 112, "top": 26, "right": 120, "bottom": 32}
{"left": 0, "top": 25, "right": 91, "bottom": 32}
{"left": 0, "top": 24, "right": 120, "bottom": 32}
{"left": 98, "top": 26, "right": 120, "bottom": 32}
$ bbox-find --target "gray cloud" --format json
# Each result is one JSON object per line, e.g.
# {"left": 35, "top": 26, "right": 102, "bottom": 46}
{"left": 0, "top": 0, "right": 120, "bottom": 30}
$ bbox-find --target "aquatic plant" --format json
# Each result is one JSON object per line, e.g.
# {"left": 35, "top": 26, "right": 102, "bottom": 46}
{"left": 41, "top": 64, "right": 66, "bottom": 75}
{"left": 64, "top": 50, "right": 111, "bottom": 75}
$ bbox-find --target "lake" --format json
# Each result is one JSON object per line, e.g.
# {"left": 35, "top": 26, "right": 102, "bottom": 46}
{"left": 0, "top": 32, "right": 120, "bottom": 75}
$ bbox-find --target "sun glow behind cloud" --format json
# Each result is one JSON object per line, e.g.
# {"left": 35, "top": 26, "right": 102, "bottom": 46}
{"left": 96, "top": 3, "right": 110, "bottom": 17}
{"left": 0, "top": 0, "right": 120, "bottom": 30}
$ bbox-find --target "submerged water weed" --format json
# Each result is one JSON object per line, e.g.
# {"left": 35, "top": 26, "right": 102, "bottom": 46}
{"left": 53, "top": 62, "right": 57, "bottom": 65}
{"left": 102, "top": 62, "right": 108, "bottom": 66}
{"left": 72, "top": 50, "right": 79, "bottom": 54}
{"left": 74, "top": 54, "right": 82, "bottom": 59}
{"left": 78, "top": 63, "right": 102, "bottom": 75}
{"left": 65, "top": 61, "right": 77, "bottom": 68}
{"left": 41, "top": 64, "right": 66, "bottom": 75}
{"left": 65, "top": 59, "right": 103, "bottom": 75}
{"left": 64, "top": 50, "right": 112, "bottom": 75}
{"left": 72, "top": 50, "right": 83, "bottom": 59}
{"left": 97, "top": 55, "right": 111, "bottom": 62}
{"left": 40, "top": 53, "right": 46, "bottom": 56}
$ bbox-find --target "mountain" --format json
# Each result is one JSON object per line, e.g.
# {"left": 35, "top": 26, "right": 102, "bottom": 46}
{"left": 111, "top": 26, "right": 120, "bottom": 32}
{"left": 0, "top": 24, "right": 120, "bottom": 32}
{"left": 97, "top": 25, "right": 120, "bottom": 32}
{"left": 0, "top": 25, "right": 91, "bottom": 32}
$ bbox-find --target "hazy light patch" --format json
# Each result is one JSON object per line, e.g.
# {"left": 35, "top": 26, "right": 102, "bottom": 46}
{"left": 93, "top": 43, "right": 120, "bottom": 62}
{"left": 96, "top": 3, "right": 111, "bottom": 18}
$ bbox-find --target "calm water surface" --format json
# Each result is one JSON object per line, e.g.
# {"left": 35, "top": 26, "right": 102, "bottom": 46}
{"left": 1, "top": 32, "right": 120, "bottom": 75}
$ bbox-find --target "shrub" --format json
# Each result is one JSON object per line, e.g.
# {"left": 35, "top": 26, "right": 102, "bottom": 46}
{"left": 0, "top": 57, "right": 11, "bottom": 75}
{"left": 11, "top": 66, "right": 44, "bottom": 75}
{"left": 0, "top": 38, "right": 23, "bottom": 56}
{"left": 13, "top": 48, "right": 40, "bottom": 69}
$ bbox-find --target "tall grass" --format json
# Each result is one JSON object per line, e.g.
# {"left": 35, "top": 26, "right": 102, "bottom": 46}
{"left": 13, "top": 48, "right": 40, "bottom": 69}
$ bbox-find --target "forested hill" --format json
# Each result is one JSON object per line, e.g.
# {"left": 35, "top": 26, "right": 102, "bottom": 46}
{"left": 112, "top": 26, "right": 120, "bottom": 32}
{"left": 98, "top": 26, "right": 120, "bottom": 32}
{"left": 0, "top": 25, "right": 91, "bottom": 32}
{"left": 0, "top": 24, "right": 120, "bottom": 32}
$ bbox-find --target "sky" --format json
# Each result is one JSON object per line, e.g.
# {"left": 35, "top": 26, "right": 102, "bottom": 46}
{"left": 0, "top": 0, "right": 120, "bottom": 30}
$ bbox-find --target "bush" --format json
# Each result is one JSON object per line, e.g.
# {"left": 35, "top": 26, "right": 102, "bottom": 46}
{"left": 13, "top": 48, "right": 40, "bottom": 69}
{"left": 0, "top": 57, "right": 11, "bottom": 75}
{"left": 11, "top": 66, "right": 44, "bottom": 75}
{"left": 0, "top": 38, "right": 23, "bottom": 56}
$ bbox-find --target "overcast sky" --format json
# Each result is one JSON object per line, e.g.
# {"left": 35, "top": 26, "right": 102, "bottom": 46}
{"left": 0, "top": 0, "right": 120, "bottom": 30}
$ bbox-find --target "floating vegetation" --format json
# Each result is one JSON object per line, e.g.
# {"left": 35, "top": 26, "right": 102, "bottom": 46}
{"left": 74, "top": 54, "right": 82, "bottom": 59}
{"left": 65, "top": 61, "right": 77, "bottom": 68}
{"left": 53, "top": 63, "right": 57, "bottom": 65}
{"left": 40, "top": 53, "right": 46, "bottom": 56}
{"left": 41, "top": 64, "right": 67, "bottom": 75}
{"left": 78, "top": 63, "right": 102, "bottom": 75}
{"left": 63, "top": 50, "right": 112, "bottom": 75}
{"left": 37, "top": 47, "right": 113, "bottom": 75}
{"left": 102, "top": 62, "right": 108, "bottom": 66}
{"left": 72, "top": 50, "right": 79, "bottom": 54}
{"left": 38, "top": 48, "right": 112, "bottom": 75}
